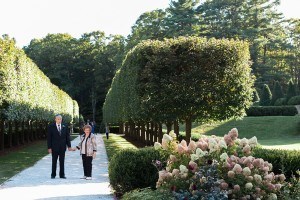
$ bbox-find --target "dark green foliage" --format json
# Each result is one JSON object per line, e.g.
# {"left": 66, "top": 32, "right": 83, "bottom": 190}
{"left": 260, "top": 84, "right": 272, "bottom": 106}
{"left": 108, "top": 147, "right": 167, "bottom": 195}
{"left": 253, "top": 148, "right": 300, "bottom": 179}
{"left": 246, "top": 106, "right": 297, "bottom": 116}
{"left": 287, "top": 95, "right": 300, "bottom": 105}
{"left": 103, "top": 37, "right": 254, "bottom": 139}
{"left": 271, "top": 81, "right": 284, "bottom": 105}
{"left": 274, "top": 98, "right": 287, "bottom": 106}
{"left": 287, "top": 80, "right": 297, "bottom": 102}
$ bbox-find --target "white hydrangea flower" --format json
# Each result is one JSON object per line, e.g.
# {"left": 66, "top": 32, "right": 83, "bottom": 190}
{"left": 179, "top": 165, "right": 188, "bottom": 173}
{"left": 243, "top": 167, "right": 251, "bottom": 176}
{"left": 245, "top": 182, "right": 253, "bottom": 190}
{"left": 154, "top": 142, "right": 162, "bottom": 150}
{"left": 240, "top": 138, "right": 249, "bottom": 147}
{"left": 249, "top": 136, "right": 258, "bottom": 147}
{"left": 219, "top": 139, "right": 228, "bottom": 149}
{"left": 163, "top": 134, "right": 173, "bottom": 142}
{"left": 220, "top": 152, "right": 229, "bottom": 162}
{"left": 191, "top": 154, "right": 199, "bottom": 161}
{"left": 196, "top": 148, "right": 208, "bottom": 157}
{"left": 268, "top": 193, "right": 277, "bottom": 200}
{"left": 254, "top": 174, "right": 262, "bottom": 183}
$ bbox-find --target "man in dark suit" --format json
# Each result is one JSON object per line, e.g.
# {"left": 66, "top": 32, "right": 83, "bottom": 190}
{"left": 47, "top": 114, "right": 74, "bottom": 179}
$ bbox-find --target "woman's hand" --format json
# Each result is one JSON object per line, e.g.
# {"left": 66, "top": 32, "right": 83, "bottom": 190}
{"left": 93, "top": 152, "right": 96, "bottom": 159}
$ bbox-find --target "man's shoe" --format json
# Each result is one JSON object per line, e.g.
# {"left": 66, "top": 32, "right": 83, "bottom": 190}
{"left": 60, "top": 176, "right": 67, "bottom": 179}
{"left": 51, "top": 176, "right": 55, "bottom": 179}
{"left": 86, "top": 177, "right": 92, "bottom": 180}
{"left": 80, "top": 176, "right": 87, "bottom": 179}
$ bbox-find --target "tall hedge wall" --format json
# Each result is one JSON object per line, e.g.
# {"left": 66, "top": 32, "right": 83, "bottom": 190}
{"left": 103, "top": 37, "right": 254, "bottom": 131}
{"left": 0, "top": 37, "right": 78, "bottom": 123}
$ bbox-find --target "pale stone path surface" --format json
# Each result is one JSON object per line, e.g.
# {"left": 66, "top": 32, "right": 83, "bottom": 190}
{"left": 0, "top": 134, "right": 114, "bottom": 200}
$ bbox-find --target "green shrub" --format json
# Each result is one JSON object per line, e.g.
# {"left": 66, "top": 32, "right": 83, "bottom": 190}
{"left": 287, "top": 80, "right": 297, "bottom": 101}
{"left": 109, "top": 147, "right": 168, "bottom": 195}
{"left": 246, "top": 106, "right": 297, "bottom": 116}
{"left": 122, "top": 188, "right": 174, "bottom": 200}
{"left": 274, "top": 98, "right": 287, "bottom": 106}
{"left": 260, "top": 84, "right": 272, "bottom": 106}
{"left": 287, "top": 95, "right": 300, "bottom": 105}
{"left": 253, "top": 148, "right": 300, "bottom": 179}
{"left": 271, "top": 81, "right": 284, "bottom": 105}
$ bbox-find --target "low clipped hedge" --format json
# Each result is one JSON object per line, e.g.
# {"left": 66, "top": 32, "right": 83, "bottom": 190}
{"left": 287, "top": 95, "right": 300, "bottom": 105}
{"left": 253, "top": 148, "right": 300, "bottom": 179}
{"left": 122, "top": 188, "right": 174, "bottom": 200}
{"left": 246, "top": 106, "right": 297, "bottom": 116}
{"left": 109, "top": 147, "right": 168, "bottom": 195}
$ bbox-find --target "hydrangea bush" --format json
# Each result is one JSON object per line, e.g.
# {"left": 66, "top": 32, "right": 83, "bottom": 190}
{"left": 153, "top": 128, "right": 292, "bottom": 200}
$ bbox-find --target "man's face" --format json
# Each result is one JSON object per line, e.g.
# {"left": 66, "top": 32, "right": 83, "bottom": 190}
{"left": 55, "top": 116, "right": 62, "bottom": 124}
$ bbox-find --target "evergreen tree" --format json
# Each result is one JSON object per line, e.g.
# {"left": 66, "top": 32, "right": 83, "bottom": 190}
{"left": 271, "top": 81, "right": 284, "bottom": 105}
{"left": 260, "top": 84, "right": 272, "bottom": 106}
{"left": 253, "top": 89, "right": 260, "bottom": 103}
{"left": 287, "top": 80, "right": 297, "bottom": 101}
{"left": 165, "top": 0, "right": 201, "bottom": 38}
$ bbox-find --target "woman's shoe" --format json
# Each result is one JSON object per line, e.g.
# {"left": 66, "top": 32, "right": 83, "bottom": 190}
{"left": 86, "top": 177, "right": 92, "bottom": 180}
{"left": 80, "top": 176, "right": 86, "bottom": 179}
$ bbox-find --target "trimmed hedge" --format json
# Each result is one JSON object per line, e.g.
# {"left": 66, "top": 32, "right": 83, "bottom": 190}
{"left": 0, "top": 37, "right": 78, "bottom": 123}
{"left": 287, "top": 95, "right": 300, "bottom": 105}
{"left": 109, "top": 147, "right": 167, "bottom": 195}
{"left": 253, "top": 148, "right": 300, "bottom": 179}
{"left": 246, "top": 106, "right": 297, "bottom": 116}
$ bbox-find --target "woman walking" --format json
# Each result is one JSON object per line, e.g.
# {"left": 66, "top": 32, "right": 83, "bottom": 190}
{"left": 76, "top": 124, "right": 97, "bottom": 180}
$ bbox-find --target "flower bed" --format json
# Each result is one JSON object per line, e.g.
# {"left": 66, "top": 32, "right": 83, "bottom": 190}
{"left": 153, "top": 128, "right": 300, "bottom": 199}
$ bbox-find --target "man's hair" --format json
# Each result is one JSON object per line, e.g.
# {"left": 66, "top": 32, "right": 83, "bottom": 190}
{"left": 55, "top": 114, "right": 62, "bottom": 119}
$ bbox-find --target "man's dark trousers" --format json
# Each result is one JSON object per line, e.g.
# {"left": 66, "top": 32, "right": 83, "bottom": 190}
{"left": 47, "top": 123, "right": 71, "bottom": 178}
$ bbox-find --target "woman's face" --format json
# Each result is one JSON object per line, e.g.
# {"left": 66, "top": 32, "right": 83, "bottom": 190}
{"left": 84, "top": 128, "right": 91, "bottom": 135}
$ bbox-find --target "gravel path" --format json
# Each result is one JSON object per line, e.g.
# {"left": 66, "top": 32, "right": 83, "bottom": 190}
{"left": 0, "top": 134, "right": 114, "bottom": 200}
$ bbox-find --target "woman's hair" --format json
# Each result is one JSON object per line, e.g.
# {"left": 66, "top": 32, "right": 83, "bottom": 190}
{"left": 83, "top": 125, "right": 92, "bottom": 131}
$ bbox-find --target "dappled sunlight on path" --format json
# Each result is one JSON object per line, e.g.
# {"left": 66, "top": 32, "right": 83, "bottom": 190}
{"left": 0, "top": 135, "right": 114, "bottom": 200}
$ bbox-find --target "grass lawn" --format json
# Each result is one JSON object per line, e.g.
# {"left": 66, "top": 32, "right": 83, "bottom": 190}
{"left": 102, "top": 133, "right": 138, "bottom": 161}
{"left": 0, "top": 135, "right": 78, "bottom": 185}
{"left": 171, "top": 116, "right": 300, "bottom": 150}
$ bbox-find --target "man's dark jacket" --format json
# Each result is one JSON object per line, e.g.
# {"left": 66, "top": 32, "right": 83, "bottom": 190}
{"left": 47, "top": 123, "right": 71, "bottom": 152}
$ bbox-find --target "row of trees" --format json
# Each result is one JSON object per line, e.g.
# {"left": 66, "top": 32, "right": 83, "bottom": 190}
{"left": 103, "top": 37, "right": 254, "bottom": 142}
{"left": 0, "top": 36, "right": 79, "bottom": 151}
{"left": 24, "top": 32, "right": 125, "bottom": 123}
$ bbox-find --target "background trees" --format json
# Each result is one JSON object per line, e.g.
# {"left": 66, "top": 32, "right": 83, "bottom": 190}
{"left": 23, "top": 0, "right": 300, "bottom": 126}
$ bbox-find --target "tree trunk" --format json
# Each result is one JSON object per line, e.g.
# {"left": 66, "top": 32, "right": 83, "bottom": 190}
{"left": 174, "top": 120, "right": 179, "bottom": 139}
{"left": 166, "top": 121, "right": 172, "bottom": 134}
{"left": 150, "top": 122, "right": 154, "bottom": 145}
{"left": 14, "top": 121, "right": 20, "bottom": 146}
{"left": 146, "top": 123, "right": 150, "bottom": 145}
{"left": 0, "top": 120, "right": 4, "bottom": 151}
{"left": 21, "top": 121, "right": 25, "bottom": 144}
{"left": 154, "top": 123, "right": 158, "bottom": 143}
{"left": 119, "top": 122, "right": 124, "bottom": 134}
{"left": 158, "top": 123, "right": 163, "bottom": 143}
{"left": 124, "top": 122, "right": 129, "bottom": 136}
{"left": 185, "top": 117, "right": 192, "bottom": 143}
{"left": 26, "top": 121, "right": 30, "bottom": 143}
{"left": 8, "top": 121, "right": 12, "bottom": 148}
{"left": 141, "top": 123, "right": 145, "bottom": 143}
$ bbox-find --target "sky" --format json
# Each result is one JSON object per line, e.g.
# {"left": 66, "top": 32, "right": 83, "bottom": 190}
{"left": 0, "top": 0, "right": 299, "bottom": 48}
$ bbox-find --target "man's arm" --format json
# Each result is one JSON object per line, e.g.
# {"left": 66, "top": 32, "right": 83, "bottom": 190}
{"left": 66, "top": 125, "right": 71, "bottom": 148}
{"left": 47, "top": 124, "right": 52, "bottom": 153}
